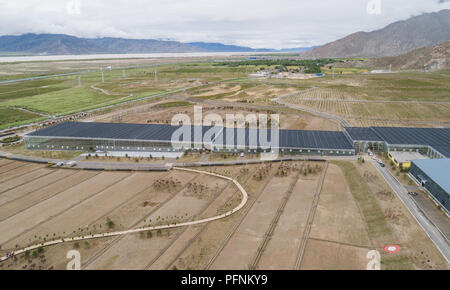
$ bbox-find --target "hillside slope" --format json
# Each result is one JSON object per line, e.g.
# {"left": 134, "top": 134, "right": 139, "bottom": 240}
{"left": 303, "top": 10, "right": 450, "bottom": 58}
{"left": 369, "top": 41, "right": 450, "bottom": 70}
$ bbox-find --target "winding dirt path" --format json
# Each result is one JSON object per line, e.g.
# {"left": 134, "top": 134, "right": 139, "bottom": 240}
{"left": 0, "top": 167, "right": 248, "bottom": 262}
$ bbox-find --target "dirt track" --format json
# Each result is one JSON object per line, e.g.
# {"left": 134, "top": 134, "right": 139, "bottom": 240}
{"left": 1, "top": 160, "right": 447, "bottom": 270}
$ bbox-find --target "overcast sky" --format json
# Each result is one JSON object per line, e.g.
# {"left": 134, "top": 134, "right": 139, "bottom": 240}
{"left": 0, "top": 0, "right": 448, "bottom": 49}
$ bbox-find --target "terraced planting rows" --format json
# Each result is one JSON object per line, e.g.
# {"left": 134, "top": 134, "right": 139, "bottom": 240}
{"left": 284, "top": 87, "right": 450, "bottom": 126}
{"left": 0, "top": 159, "right": 448, "bottom": 270}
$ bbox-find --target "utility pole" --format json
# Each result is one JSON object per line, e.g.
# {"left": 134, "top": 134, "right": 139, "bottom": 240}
{"left": 389, "top": 64, "right": 392, "bottom": 73}
{"left": 154, "top": 68, "right": 158, "bottom": 81}
{"left": 101, "top": 69, "right": 105, "bottom": 83}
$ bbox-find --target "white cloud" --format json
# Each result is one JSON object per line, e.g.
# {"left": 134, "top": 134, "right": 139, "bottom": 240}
{"left": 0, "top": 0, "right": 448, "bottom": 48}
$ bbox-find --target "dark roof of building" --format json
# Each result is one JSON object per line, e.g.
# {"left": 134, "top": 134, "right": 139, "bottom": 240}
{"left": 279, "top": 129, "right": 354, "bottom": 150}
{"left": 345, "top": 127, "right": 384, "bottom": 142}
{"left": 344, "top": 126, "right": 450, "bottom": 157}
{"left": 215, "top": 128, "right": 354, "bottom": 150}
{"left": 371, "top": 127, "right": 450, "bottom": 146}
{"left": 412, "top": 159, "right": 450, "bottom": 195}
{"left": 27, "top": 122, "right": 213, "bottom": 142}
{"left": 430, "top": 145, "right": 450, "bottom": 158}
{"left": 27, "top": 122, "right": 355, "bottom": 150}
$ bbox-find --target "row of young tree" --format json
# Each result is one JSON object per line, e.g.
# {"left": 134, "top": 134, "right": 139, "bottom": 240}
{"left": 214, "top": 58, "right": 340, "bottom": 74}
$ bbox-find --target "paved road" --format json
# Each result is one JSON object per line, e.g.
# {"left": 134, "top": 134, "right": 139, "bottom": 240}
{"left": 370, "top": 160, "right": 450, "bottom": 264}
{"left": 0, "top": 150, "right": 356, "bottom": 171}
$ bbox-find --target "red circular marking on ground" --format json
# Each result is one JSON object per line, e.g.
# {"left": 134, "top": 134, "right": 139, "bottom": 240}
{"left": 384, "top": 245, "right": 400, "bottom": 254}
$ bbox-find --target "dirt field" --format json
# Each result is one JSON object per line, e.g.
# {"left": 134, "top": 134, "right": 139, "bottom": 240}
{"left": 256, "top": 168, "right": 320, "bottom": 269}
{"left": 309, "top": 164, "right": 371, "bottom": 247}
{"left": 354, "top": 161, "right": 449, "bottom": 270}
{"left": 88, "top": 98, "right": 339, "bottom": 132}
{"left": 170, "top": 164, "right": 278, "bottom": 270}
{"left": 283, "top": 87, "right": 450, "bottom": 128}
{"left": 0, "top": 159, "right": 447, "bottom": 270}
{"left": 331, "top": 161, "right": 449, "bottom": 270}
{"left": 210, "top": 164, "right": 302, "bottom": 269}
{"left": 0, "top": 163, "right": 42, "bottom": 183}
{"left": 301, "top": 239, "right": 371, "bottom": 270}
{"left": 299, "top": 163, "right": 372, "bottom": 269}
{"left": 0, "top": 162, "right": 246, "bottom": 270}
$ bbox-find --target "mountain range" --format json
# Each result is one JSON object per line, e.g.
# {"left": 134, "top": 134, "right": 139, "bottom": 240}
{"left": 1, "top": 9, "right": 449, "bottom": 57}
{"left": 0, "top": 34, "right": 313, "bottom": 55}
{"left": 302, "top": 9, "right": 450, "bottom": 58}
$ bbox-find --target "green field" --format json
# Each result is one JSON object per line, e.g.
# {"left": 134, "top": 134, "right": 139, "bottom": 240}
{"left": 0, "top": 106, "right": 42, "bottom": 127}
{"left": 0, "top": 79, "right": 70, "bottom": 101}
{"left": 152, "top": 101, "right": 192, "bottom": 109}
{"left": 0, "top": 59, "right": 449, "bottom": 128}
{"left": 3, "top": 86, "right": 124, "bottom": 115}
{"left": 321, "top": 67, "right": 369, "bottom": 74}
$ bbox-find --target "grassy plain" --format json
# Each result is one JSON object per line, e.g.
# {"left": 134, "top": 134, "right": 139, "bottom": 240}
{"left": 0, "top": 58, "right": 449, "bottom": 129}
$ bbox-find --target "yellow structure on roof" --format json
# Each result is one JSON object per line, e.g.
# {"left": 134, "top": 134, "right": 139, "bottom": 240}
{"left": 388, "top": 151, "right": 428, "bottom": 169}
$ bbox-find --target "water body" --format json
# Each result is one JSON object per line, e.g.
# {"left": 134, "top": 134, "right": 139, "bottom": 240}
{"left": 0, "top": 52, "right": 256, "bottom": 63}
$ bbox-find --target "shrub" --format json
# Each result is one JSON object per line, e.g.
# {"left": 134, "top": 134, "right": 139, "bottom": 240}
{"left": 106, "top": 217, "right": 115, "bottom": 229}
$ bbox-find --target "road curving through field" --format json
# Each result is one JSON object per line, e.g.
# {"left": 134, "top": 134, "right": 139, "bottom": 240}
{"left": 0, "top": 167, "right": 248, "bottom": 262}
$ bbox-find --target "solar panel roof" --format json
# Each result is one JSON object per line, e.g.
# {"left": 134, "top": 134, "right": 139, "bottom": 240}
{"left": 212, "top": 128, "right": 354, "bottom": 150}
{"left": 344, "top": 127, "right": 450, "bottom": 157}
{"left": 27, "top": 122, "right": 212, "bottom": 143}
{"left": 27, "top": 122, "right": 355, "bottom": 150}
{"left": 371, "top": 127, "right": 450, "bottom": 146}
{"left": 430, "top": 145, "right": 450, "bottom": 158}
{"left": 279, "top": 129, "right": 354, "bottom": 150}
{"left": 345, "top": 127, "right": 384, "bottom": 142}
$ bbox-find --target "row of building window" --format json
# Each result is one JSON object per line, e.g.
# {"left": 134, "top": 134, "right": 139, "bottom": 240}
{"left": 27, "top": 144, "right": 353, "bottom": 155}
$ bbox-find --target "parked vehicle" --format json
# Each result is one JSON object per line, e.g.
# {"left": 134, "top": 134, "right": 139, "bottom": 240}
{"left": 66, "top": 161, "right": 77, "bottom": 167}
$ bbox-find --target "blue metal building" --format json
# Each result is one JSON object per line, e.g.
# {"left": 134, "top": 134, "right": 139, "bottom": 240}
{"left": 410, "top": 158, "right": 450, "bottom": 213}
